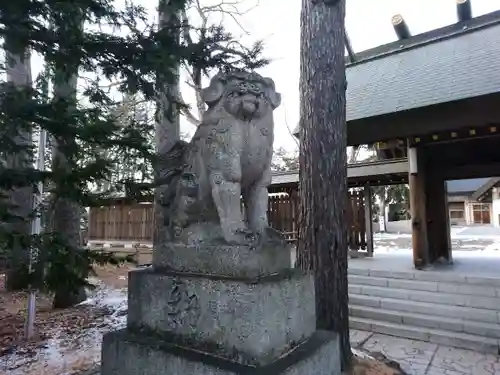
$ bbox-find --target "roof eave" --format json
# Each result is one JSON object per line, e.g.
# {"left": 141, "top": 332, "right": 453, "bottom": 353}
{"left": 345, "top": 9, "right": 500, "bottom": 67}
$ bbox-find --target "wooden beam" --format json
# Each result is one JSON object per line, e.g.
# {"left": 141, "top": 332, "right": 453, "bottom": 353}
{"left": 348, "top": 92, "right": 500, "bottom": 146}
{"left": 363, "top": 185, "right": 374, "bottom": 257}
{"left": 441, "top": 163, "right": 500, "bottom": 180}
{"left": 456, "top": 0, "right": 472, "bottom": 22}
{"left": 270, "top": 159, "right": 409, "bottom": 188}
{"left": 348, "top": 158, "right": 409, "bottom": 178}
{"left": 392, "top": 14, "right": 411, "bottom": 40}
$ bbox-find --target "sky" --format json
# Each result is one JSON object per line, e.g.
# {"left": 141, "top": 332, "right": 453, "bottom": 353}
{"left": 232, "top": 0, "right": 500, "bottom": 152}
{"left": 27, "top": 0, "right": 500, "bottom": 152}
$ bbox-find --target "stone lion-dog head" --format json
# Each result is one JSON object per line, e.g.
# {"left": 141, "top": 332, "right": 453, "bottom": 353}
{"left": 201, "top": 71, "right": 281, "bottom": 121}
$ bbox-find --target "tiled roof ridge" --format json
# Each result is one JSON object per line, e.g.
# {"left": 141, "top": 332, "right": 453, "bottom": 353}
{"left": 347, "top": 9, "right": 500, "bottom": 67}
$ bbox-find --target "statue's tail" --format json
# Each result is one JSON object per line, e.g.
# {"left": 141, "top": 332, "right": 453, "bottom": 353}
{"left": 156, "top": 140, "right": 189, "bottom": 185}
{"left": 157, "top": 140, "right": 190, "bottom": 227}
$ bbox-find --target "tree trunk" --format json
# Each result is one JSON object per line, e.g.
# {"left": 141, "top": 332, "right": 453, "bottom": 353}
{"left": 378, "top": 198, "right": 387, "bottom": 232}
{"left": 154, "top": 0, "right": 181, "bottom": 246}
{"left": 51, "top": 137, "right": 86, "bottom": 309}
{"left": 51, "top": 13, "right": 86, "bottom": 308}
{"left": 4, "top": 39, "right": 34, "bottom": 291}
{"left": 297, "top": 0, "right": 351, "bottom": 370}
{"left": 348, "top": 145, "right": 359, "bottom": 164}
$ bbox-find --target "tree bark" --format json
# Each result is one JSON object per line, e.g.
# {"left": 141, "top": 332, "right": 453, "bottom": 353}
{"left": 297, "top": 0, "right": 351, "bottom": 370}
{"left": 154, "top": 0, "right": 181, "bottom": 246}
{"left": 4, "top": 37, "right": 34, "bottom": 291}
{"left": 51, "top": 13, "right": 86, "bottom": 308}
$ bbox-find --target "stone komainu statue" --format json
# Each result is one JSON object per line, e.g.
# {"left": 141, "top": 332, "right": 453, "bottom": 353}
{"left": 159, "top": 71, "right": 281, "bottom": 245}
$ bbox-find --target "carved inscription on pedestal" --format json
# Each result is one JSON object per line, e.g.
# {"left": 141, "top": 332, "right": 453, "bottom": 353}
{"left": 165, "top": 278, "right": 201, "bottom": 330}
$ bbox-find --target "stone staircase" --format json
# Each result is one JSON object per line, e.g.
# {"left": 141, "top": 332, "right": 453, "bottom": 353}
{"left": 348, "top": 268, "right": 500, "bottom": 354}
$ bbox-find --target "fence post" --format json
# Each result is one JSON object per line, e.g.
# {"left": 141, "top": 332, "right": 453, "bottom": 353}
{"left": 134, "top": 243, "right": 140, "bottom": 266}
{"left": 364, "top": 184, "right": 374, "bottom": 257}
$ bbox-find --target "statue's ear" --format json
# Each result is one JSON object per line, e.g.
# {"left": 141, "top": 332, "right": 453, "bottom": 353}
{"left": 263, "top": 77, "right": 281, "bottom": 109}
{"left": 201, "top": 75, "right": 225, "bottom": 106}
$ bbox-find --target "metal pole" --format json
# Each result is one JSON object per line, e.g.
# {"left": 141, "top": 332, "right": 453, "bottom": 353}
{"left": 25, "top": 129, "right": 46, "bottom": 339}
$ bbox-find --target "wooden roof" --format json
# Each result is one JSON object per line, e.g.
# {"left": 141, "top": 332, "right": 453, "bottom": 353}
{"left": 294, "top": 10, "right": 500, "bottom": 137}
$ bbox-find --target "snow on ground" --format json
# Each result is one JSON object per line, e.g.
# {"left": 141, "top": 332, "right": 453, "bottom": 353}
{"left": 0, "top": 279, "right": 128, "bottom": 375}
{"left": 374, "top": 227, "right": 500, "bottom": 255}
{"left": 374, "top": 241, "right": 500, "bottom": 256}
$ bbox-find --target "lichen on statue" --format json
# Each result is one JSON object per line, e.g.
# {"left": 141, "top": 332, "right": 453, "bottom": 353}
{"left": 159, "top": 71, "right": 283, "bottom": 246}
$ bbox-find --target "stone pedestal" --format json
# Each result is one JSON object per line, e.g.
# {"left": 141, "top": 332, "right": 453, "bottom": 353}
{"left": 101, "top": 243, "right": 340, "bottom": 374}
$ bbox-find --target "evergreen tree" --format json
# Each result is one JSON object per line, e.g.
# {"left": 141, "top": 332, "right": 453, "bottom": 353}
{"left": 1, "top": 5, "right": 34, "bottom": 290}
{"left": 0, "top": 0, "right": 268, "bottom": 307}
{"left": 1, "top": 0, "right": 175, "bottom": 305}
{"left": 271, "top": 147, "right": 299, "bottom": 172}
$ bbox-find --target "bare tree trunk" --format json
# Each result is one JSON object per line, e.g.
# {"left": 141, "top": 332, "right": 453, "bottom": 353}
{"left": 297, "top": 0, "right": 351, "bottom": 370}
{"left": 348, "top": 145, "right": 359, "bottom": 164}
{"left": 374, "top": 186, "right": 387, "bottom": 232}
{"left": 4, "top": 39, "right": 34, "bottom": 291}
{"left": 154, "top": 0, "right": 181, "bottom": 246}
{"left": 51, "top": 15, "right": 86, "bottom": 308}
{"left": 378, "top": 198, "right": 387, "bottom": 232}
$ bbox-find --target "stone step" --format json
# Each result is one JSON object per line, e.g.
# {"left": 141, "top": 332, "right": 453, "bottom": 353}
{"left": 349, "top": 305, "right": 500, "bottom": 339}
{"left": 348, "top": 274, "right": 500, "bottom": 297}
{"left": 349, "top": 294, "right": 500, "bottom": 324}
{"left": 348, "top": 284, "right": 500, "bottom": 311}
{"left": 349, "top": 317, "right": 500, "bottom": 355}
{"left": 348, "top": 267, "right": 500, "bottom": 287}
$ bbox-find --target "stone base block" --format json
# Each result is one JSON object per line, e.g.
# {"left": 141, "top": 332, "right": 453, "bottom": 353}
{"left": 153, "top": 241, "right": 292, "bottom": 278}
{"left": 101, "top": 329, "right": 340, "bottom": 375}
{"left": 127, "top": 269, "right": 315, "bottom": 364}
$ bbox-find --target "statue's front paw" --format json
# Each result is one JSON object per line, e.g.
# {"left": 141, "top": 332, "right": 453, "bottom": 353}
{"left": 235, "top": 228, "right": 260, "bottom": 242}
{"left": 224, "top": 227, "right": 258, "bottom": 245}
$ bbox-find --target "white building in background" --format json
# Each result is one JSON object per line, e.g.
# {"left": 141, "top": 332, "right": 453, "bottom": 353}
{"left": 492, "top": 187, "right": 500, "bottom": 227}
{"left": 447, "top": 178, "right": 500, "bottom": 227}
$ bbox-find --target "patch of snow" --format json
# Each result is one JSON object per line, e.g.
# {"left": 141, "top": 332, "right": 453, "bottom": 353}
{"left": 374, "top": 233, "right": 412, "bottom": 240}
{"left": 453, "top": 248, "right": 500, "bottom": 258}
{"left": 452, "top": 234, "right": 500, "bottom": 240}
{"left": 80, "top": 279, "right": 128, "bottom": 328}
{"left": 352, "top": 348, "right": 374, "bottom": 360}
{"left": 372, "top": 247, "right": 412, "bottom": 255}
{"left": 484, "top": 241, "right": 500, "bottom": 252}
{"left": 450, "top": 226, "right": 468, "bottom": 236}
{"left": 1, "top": 282, "right": 128, "bottom": 375}
{"left": 374, "top": 227, "right": 500, "bottom": 241}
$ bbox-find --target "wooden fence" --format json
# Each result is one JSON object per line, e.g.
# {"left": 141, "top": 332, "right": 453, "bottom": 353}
{"left": 88, "top": 202, "right": 154, "bottom": 243}
{"left": 267, "top": 193, "right": 299, "bottom": 242}
{"left": 88, "top": 191, "right": 371, "bottom": 250}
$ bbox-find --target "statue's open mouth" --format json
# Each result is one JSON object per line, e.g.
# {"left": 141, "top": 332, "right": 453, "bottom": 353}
{"left": 240, "top": 98, "right": 259, "bottom": 116}
{"left": 235, "top": 92, "right": 260, "bottom": 115}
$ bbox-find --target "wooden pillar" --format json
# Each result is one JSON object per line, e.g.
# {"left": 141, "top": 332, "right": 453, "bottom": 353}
{"left": 441, "top": 182, "right": 452, "bottom": 263}
{"left": 87, "top": 207, "right": 93, "bottom": 242}
{"left": 290, "top": 187, "right": 299, "bottom": 243}
{"left": 408, "top": 145, "right": 429, "bottom": 268}
{"left": 425, "top": 170, "right": 452, "bottom": 264}
{"left": 364, "top": 184, "right": 374, "bottom": 257}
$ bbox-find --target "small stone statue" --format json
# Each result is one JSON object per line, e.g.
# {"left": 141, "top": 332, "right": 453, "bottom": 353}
{"left": 158, "top": 71, "right": 282, "bottom": 245}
